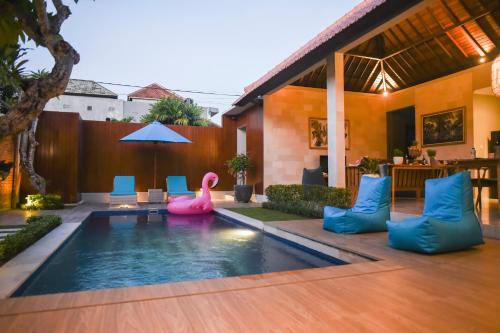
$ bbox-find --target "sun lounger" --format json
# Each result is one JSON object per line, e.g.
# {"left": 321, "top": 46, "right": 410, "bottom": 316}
{"left": 167, "top": 176, "right": 195, "bottom": 198}
{"left": 109, "top": 176, "right": 137, "bottom": 206}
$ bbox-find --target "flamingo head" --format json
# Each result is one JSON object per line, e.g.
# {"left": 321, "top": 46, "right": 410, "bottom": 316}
{"left": 202, "top": 172, "right": 219, "bottom": 189}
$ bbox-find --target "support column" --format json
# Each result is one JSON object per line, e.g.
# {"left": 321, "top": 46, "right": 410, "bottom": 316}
{"left": 327, "top": 52, "right": 346, "bottom": 187}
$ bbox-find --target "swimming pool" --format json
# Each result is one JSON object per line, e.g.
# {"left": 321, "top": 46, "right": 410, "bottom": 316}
{"left": 14, "top": 212, "right": 345, "bottom": 297}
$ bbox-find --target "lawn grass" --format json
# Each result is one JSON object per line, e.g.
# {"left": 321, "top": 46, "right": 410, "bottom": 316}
{"left": 227, "top": 207, "right": 308, "bottom": 222}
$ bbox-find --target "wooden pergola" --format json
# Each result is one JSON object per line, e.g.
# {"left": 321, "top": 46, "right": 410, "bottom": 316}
{"left": 292, "top": 0, "right": 499, "bottom": 93}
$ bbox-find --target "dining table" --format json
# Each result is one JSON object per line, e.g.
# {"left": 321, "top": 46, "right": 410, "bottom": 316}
{"left": 389, "top": 164, "right": 447, "bottom": 205}
{"left": 451, "top": 158, "right": 499, "bottom": 200}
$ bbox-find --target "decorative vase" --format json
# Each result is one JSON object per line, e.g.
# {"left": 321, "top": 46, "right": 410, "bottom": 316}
{"left": 393, "top": 156, "right": 404, "bottom": 165}
{"left": 234, "top": 185, "right": 253, "bottom": 203}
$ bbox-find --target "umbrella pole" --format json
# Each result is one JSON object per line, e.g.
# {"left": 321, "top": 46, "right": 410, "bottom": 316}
{"left": 153, "top": 143, "right": 157, "bottom": 189}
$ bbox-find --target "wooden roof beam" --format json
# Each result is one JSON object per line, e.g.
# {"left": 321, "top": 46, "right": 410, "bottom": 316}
{"left": 440, "top": 0, "right": 486, "bottom": 56}
{"left": 414, "top": 13, "right": 453, "bottom": 58}
{"left": 385, "top": 6, "right": 494, "bottom": 60}
{"left": 362, "top": 61, "right": 381, "bottom": 92}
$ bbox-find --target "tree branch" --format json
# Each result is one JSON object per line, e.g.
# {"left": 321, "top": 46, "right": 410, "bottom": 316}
{"left": 33, "top": 0, "right": 51, "bottom": 42}
{"left": 50, "top": 0, "right": 72, "bottom": 34}
{"left": 0, "top": 0, "right": 80, "bottom": 139}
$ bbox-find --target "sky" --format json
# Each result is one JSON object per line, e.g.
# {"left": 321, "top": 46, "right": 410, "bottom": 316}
{"left": 25, "top": 0, "right": 362, "bottom": 123}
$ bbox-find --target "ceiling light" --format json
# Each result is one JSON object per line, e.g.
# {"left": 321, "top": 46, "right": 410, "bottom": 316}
{"left": 479, "top": 57, "right": 486, "bottom": 63}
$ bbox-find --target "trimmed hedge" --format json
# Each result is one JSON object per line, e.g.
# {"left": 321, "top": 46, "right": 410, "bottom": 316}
{"left": 22, "top": 194, "right": 64, "bottom": 210}
{"left": 0, "top": 215, "right": 62, "bottom": 265}
{"left": 264, "top": 184, "right": 351, "bottom": 218}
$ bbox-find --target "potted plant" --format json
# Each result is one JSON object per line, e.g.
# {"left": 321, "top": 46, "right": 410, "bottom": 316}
{"left": 358, "top": 157, "right": 380, "bottom": 177}
{"left": 226, "top": 154, "right": 253, "bottom": 203}
{"left": 426, "top": 149, "right": 440, "bottom": 166}
{"left": 393, "top": 149, "right": 404, "bottom": 165}
{"left": 408, "top": 140, "right": 422, "bottom": 163}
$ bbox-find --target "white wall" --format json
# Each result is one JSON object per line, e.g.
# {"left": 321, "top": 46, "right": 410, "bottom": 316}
{"left": 44, "top": 95, "right": 124, "bottom": 121}
{"left": 123, "top": 100, "right": 154, "bottom": 122}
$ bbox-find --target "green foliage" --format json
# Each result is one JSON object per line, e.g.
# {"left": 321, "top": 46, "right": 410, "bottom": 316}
{"left": 141, "top": 97, "right": 210, "bottom": 126}
{"left": 0, "top": 45, "right": 26, "bottom": 114}
{"left": 29, "top": 69, "right": 50, "bottom": 79}
{"left": 358, "top": 157, "right": 382, "bottom": 175}
{"left": 426, "top": 149, "right": 437, "bottom": 158}
{"left": 22, "top": 194, "right": 64, "bottom": 210}
{"left": 0, "top": 215, "right": 61, "bottom": 264}
{"left": 110, "top": 116, "right": 134, "bottom": 123}
{"left": 393, "top": 148, "right": 404, "bottom": 157}
{"left": 227, "top": 208, "right": 307, "bottom": 221}
{"left": 226, "top": 154, "right": 252, "bottom": 185}
{"left": 263, "top": 201, "right": 325, "bottom": 219}
{"left": 264, "top": 184, "right": 351, "bottom": 218}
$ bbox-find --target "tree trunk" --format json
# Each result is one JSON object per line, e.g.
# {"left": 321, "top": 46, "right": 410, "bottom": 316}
{"left": 0, "top": 0, "right": 80, "bottom": 139}
{"left": 20, "top": 118, "right": 46, "bottom": 194}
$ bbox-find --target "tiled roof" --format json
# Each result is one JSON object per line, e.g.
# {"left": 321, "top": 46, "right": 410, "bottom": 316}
{"left": 65, "top": 79, "right": 117, "bottom": 98}
{"left": 235, "top": 0, "right": 388, "bottom": 105}
{"left": 128, "top": 83, "right": 181, "bottom": 100}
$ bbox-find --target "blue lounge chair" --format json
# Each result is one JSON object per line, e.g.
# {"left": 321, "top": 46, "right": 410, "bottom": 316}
{"left": 386, "top": 172, "right": 484, "bottom": 254}
{"left": 109, "top": 176, "right": 137, "bottom": 206}
{"left": 323, "top": 175, "right": 392, "bottom": 234}
{"left": 167, "top": 176, "right": 196, "bottom": 198}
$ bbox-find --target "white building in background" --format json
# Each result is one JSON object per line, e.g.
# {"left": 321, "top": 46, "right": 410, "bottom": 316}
{"left": 44, "top": 80, "right": 219, "bottom": 123}
{"left": 44, "top": 79, "right": 124, "bottom": 121}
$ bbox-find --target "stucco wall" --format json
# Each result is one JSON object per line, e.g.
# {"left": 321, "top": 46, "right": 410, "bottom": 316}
{"left": 123, "top": 100, "right": 154, "bottom": 122}
{"left": 45, "top": 95, "right": 124, "bottom": 121}
{"left": 473, "top": 93, "right": 500, "bottom": 158}
{"left": 381, "top": 62, "right": 493, "bottom": 160}
{"left": 262, "top": 62, "right": 495, "bottom": 189}
{"left": 263, "top": 86, "right": 327, "bottom": 186}
{"left": 344, "top": 92, "right": 386, "bottom": 163}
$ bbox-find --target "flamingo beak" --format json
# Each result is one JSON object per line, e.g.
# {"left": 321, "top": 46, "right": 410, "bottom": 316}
{"left": 211, "top": 177, "right": 219, "bottom": 188}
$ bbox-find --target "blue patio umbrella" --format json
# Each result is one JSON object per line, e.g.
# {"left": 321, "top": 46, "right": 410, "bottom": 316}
{"left": 120, "top": 121, "right": 191, "bottom": 188}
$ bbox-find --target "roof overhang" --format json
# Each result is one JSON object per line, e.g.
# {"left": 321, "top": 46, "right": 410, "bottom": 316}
{"left": 234, "top": 0, "right": 423, "bottom": 107}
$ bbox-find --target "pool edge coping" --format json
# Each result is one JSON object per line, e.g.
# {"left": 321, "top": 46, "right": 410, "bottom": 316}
{"left": 0, "top": 221, "right": 86, "bottom": 299}
{"left": 0, "top": 208, "right": 378, "bottom": 300}
{"left": 0, "top": 208, "right": 407, "bottom": 316}
{"left": 214, "top": 208, "right": 378, "bottom": 263}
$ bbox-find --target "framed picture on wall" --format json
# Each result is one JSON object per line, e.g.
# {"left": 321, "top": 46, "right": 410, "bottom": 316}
{"left": 422, "top": 107, "right": 465, "bottom": 147}
{"left": 309, "top": 118, "right": 327, "bottom": 149}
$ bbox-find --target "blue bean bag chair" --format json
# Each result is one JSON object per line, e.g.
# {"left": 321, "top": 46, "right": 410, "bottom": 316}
{"left": 386, "top": 172, "right": 484, "bottom": 254}
{"left": 323, "top": 175, "right": 392, "bottom": 234}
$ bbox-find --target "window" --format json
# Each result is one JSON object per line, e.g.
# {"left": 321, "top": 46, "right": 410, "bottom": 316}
{"left": 108, "top": 106, "right": 115, "bottom": 111}
{"left": 63, "top": 104, "right": 71, "bottom": 109}
{"left": 87, "top": 106, "right": 92, "bottom": 111}
{"left": 237, "top": 127, "right": 247, "bottom": 155}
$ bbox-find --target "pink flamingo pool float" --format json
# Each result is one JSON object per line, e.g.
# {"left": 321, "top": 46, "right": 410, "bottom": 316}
{"left": 167, "top": 172, "right": 218, "bottom": 215}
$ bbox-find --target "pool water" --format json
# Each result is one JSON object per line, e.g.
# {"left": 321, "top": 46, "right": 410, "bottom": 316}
{"left": 14, "top": 213, "right": 343, "bottom": 297}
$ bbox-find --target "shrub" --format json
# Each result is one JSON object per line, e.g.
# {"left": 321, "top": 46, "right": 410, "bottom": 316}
{"left": 0, "top": 215, "right": 61, "bottom": 264}
{"left": 263, "top": 201, "right": 325, "bottom": 218}
{"left": 264, "top": 184, "right": 351, "bottom": 218}
{"left": 359, "top": 156, "right": 383, "bottom": 175}
{"left": 393, "top": 148, "right": 404, "bottom": 157}
{"left": 426, "top": 149, "right": 437, "bottom": 158}
{"left": 22, "top": 194, "right": 64, "bottom": 210}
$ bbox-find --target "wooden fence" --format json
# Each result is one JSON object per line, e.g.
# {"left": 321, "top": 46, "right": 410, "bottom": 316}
{"left": 20, "top": 111, "right": 241, "bottom": 202}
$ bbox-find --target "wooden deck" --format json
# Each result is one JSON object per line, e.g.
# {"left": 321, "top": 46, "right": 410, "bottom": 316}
{"left": 0, "top": 208, "right": 499, "bottom": 332}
